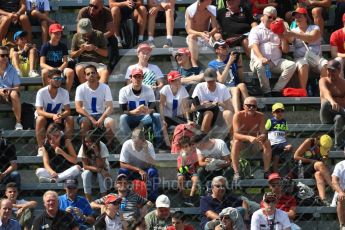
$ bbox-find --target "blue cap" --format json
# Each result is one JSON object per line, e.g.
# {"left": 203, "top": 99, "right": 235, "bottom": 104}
{"left": 13, "top": 31, "right": 27, "bottom": 41}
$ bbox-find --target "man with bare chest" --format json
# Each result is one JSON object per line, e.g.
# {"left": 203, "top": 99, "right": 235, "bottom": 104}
{"left": 231, "top": 96, "right": 272, "bottom": 184}
{"left": 185, "top": 0, "right": 218, "bottom": 67}
{"left": 319, "top": 59, "right": 345, "bottom": 150}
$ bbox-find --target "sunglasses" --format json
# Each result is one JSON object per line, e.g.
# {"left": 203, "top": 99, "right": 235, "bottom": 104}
{"left": 274, "top": 109, "right": 284, "bottom": 113}
{"left": 89, "top": 4, "right": 99, "bottom": 9}
{"left": 52, "top": 77, "right": 63, "bottom": 81}
{"left": 86, "top": 71, "right": 96, "bottom": 76}
{"left": 265, "top": 15, "right": 277, "bottom": 20}
{"left": 132, "top": 75, "right": 143, "bottom": 79}
{"left": 264, "top": 199, "right": 277, "bottom": 204}
{"left": 217, "top": 45, "right": 227, "bottom": 49}
{"left": 245, "top": 104, "right": 257, "bottom": 109}
{"left": 176, "top": 53, "right": 183, "bottom": 57}
{"left": 0, "top": 54, "right": 9, "bottom": 58}
{"left": 213, "top": 184, "right": 226, "bottom": 189}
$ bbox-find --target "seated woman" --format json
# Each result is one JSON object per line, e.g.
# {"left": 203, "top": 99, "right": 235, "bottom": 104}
{"left": 159, "top": 71, "right": 192, "bottom": 147}
{"left": 36, "top": 123, "right": 81, "bottom": 183}
{"left": 284, "top": 7, "right": 327, "bottom": 91}
{"left": 293, "top": 134, "right": 334, "bottom": 206}
{"left": 78, "top": 130, "right": 111, "bottom": 202}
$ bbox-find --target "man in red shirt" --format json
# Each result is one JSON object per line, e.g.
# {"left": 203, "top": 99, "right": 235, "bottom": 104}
{"left": 330, "top": 13, "right": 345, "bottom": 78}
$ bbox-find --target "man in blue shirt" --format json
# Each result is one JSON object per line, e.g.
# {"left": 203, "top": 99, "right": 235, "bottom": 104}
{"left": 58, "top": 178, "right": 95, "bottom": 229}
{"left": 0, "top": 199, "right": 21, "bottom": 230}
{"left": 0, "top": 46, "right": 23, "bottom": 130}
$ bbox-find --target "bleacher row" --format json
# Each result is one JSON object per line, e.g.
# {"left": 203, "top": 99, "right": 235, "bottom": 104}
{"left": 1, "top": 0, "right": 343, "bottom": 229}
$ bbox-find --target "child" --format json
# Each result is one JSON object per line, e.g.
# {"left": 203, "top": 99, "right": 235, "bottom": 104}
{"left": 177, "top": 136, "right": 198, "bottom": 207}
{"left": 10, "top": 30, "right": 39, "bottom": 78}
{"left": 166, "top": 211, "right": 195, "bottom": 230}
{"left": 26, "top": 0, "right": 55, "bottom": 44}
{"left": 40, "top": 23, "right": 74, "bottom": 92}
{"left": 265, "top": 102, "right": 292, "bottom": 172}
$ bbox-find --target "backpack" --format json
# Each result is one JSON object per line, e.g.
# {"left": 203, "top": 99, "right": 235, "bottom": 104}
{"left": 171, "top": 124, "right": 197, "bottom": 154}
{"left": 21, "top": 102, "right": 35, "bottom": 130}
{"left": 294, "top": 181, "right": 322, "bottom": 206}
{"left": 0, "top": 137, "right": 16, "bottom": 156}
{"left": 239, "top": 158, "right": 253, "bottom": 179}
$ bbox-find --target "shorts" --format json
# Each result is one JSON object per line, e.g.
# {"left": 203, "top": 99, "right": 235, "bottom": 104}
{"left": 240, "top": 141, "right": 262, "bottom": 156}
{"left": 76, "top": 62, "right": 107, "bottom": 72}
{"left": 177, "top": 170, "right": 197, "bottom": 179}
{"left": 120, "top": 6, "right": 135, "bottom": 20}
{"left": 186, "top": 36, "right": 211, "bottom": 49}
{"left": 77, "top": 113, "right": 113, "bottom": 128}
{"left": 35, "top": 117, "right": 65, "bottom": 129}
{"left": 27, "top": 13, "right": 43, "bottom": 26}
{"left": 0, "top": 94, "right": 11, "bottom": 104}
{"left": 164, "top": 116, "right": 186, "bottom": 128}
{"left": 271, "top": 142, "right": 289, "bottom": 157}
{"left": 295, "top": 57, "right": 328, "bottom": 73}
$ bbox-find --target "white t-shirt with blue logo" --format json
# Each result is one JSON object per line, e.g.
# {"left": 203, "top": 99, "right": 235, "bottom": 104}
{"left": 35, "top": 86, "right": 70, "bottom": 117}
{"left": 124, "top": 64, "right": 164, "bottom": 86}
{"left": 119, "top": 84, "right": 155, "bottom": 111}
{"left": 26, "top": 0, "right": 50, "bottom": 11}
{"left": 159, "top": 85, "right": 189, "bottom": 118}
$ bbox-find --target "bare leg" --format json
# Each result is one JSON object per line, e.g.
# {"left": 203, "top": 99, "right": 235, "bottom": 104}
{"left": 262, "top": 140, "right": 272, "bottom": 172}
{"left": 99, "top": 69, "right": 109, "bottom": 83}
{"left": 190, "top": 175, "right": 198, "bottom": 197}
{"left": 312, "top": 7, "right": 325, "bottom": 36}
{"left": 10, "top": 91, "right": 21, "bottom": 123}
{"left": 76, "top": 65, "right": 86, "bottom": 84}
{"left": 177, "top": 175, "right": 185, "bottom": 194}
{"left": 19, "top": 14, "right": 32, "bottom": 42}
{"left": 64, "top": 116, "right": 74, "bottom": 141}
{"left": 147, "top": 6, "right": 159, "bottom": 38}
{"left": 187, "top": 34, "right": 199, "bottom": 67}
{"left": 201, "top": 111, "right": 213, "bottom": 133}
{"left": 165, "top": 2, "right": 175, "bottom": 37}
{"left": 64, "top": 68, "right": 75, "bottom": 92}
{"left": 29, "top": 47, "right": 37, "bottom": 71}
{"left": 338, "top": 199, "right": 345, "bottom": 226}
{"left": 134, "top": 6, "right": 147, "bottom": 37}
{"left": 230, "top": 87, "right": 241, "bottom": 113}
{"left": 35, "top": 116, "right": 47, "bottom": 147}
{"left": 0, "top": 16, "right": 12, "bottom": 41}
{"left": 298, "top": 64, "right": 309, "bottom": 90}
{"left": 41, "top": 68, "right": 50, "bottom": 86}
{"left": 231, "top": 140, "right": 242, "bottom": 174}
{"left": 111, "top": 6, "right": 122, "bottom": 37}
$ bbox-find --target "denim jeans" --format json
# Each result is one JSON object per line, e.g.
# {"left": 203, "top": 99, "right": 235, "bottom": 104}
{"left": 1, "top": 171, "right": 21, "bottom": 189}
{"left": 119, "top": 113, "right": 163, "bottom": 143}
{"left": 118, "top": 167, "right": 159, "bottom": 202}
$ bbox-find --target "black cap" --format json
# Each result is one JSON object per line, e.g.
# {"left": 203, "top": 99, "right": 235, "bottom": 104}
{"left": 204, "top": 68, "right": 217, "bottom": 81}
{"left": 64, "top": 178, "right": 78, "bottom": 189}
{"left": 327, "top": 59, "right": 341, "bottom": 71}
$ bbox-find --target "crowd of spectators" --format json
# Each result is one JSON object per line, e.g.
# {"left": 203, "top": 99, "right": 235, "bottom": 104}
{"left": 0, "top": 0, "right": 345, "bottom": 229}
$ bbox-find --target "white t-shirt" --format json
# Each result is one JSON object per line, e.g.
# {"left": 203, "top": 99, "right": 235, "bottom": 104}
{"left": 292, "top": 25, "right": 322, "bottom": 59}
{"left": 196, "top": 139, "right": 230, "bottom": 159}
{"left": 159, "top": 85, "right": 189, "bottom": 118}
{"left": 78, "top": 141, "right": 110, "bottom": 170}
{"left": 35, "top": 86, "right": 70, "bottom": 117}
{"left": 251, "top": 209, "right": 291, "bottom": 230}
{"left": 75, "top": 82, "right": 113, "bottom": 115}
{"left": 332, "top": 160, "right": 345, "bottom": 190}
{"left": 119, "top": 84, "right": 155, "bottom": 110}
{"left": 26, "top": 0, "right": 50, "bottom": 11}
{"left": 120, "top": 139, "right": 156, "bottom": 169}
{"left": 124, "top": 64, "right": 164, "bottom": 86}
{"left": 105, "top": 214, "right": 123, "bottom": 230}
{"left": 192, "top": 82, "right": 231, "bottom": 111}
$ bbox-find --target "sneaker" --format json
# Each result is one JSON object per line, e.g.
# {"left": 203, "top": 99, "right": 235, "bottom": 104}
{"left": 138, "top": 39, "right": 144, "bottom": 44}
{"left": 148, "top": 40, "right": 156, "bottom": 48}
{"left": 17, "top": 70, "right": 23, "bottom": 77}
{"left": 183, "top": 197, "right": 195, "bottom": 207}
{"left": 163, "top": 39, "right": 173, "bottom": 48}
{"left": 117, "top": 41, "right": 123, "bottom": 49}
{"left": 37, "top": 148, "right": 43, "bottom": 157}
{"left": 263, "top": 171, "right": 270, "bottom": 179}
{"left": 28, "top": 70, "right": 40, "bottom": 78}
{"left": 321, "top": 199, "right": 331, "bottom": 206}
{"left": 232, "top": 173, "right": 241, "bottom": 188}
{"left": 340, "top": 225, "right": 345, "bottom": 230}
{"left": 14, "top": 123, "right": 23, "bottom": 130}
{"left": 39, "top": 177, "right": 53, "bottom": 183}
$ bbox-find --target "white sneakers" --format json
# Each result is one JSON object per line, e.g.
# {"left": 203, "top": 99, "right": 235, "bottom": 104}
{"left": 14, "top": 123, "right": 23, "bottom": 130}
{"left": 28, "top": 70, "right": 40, "bottom": 78}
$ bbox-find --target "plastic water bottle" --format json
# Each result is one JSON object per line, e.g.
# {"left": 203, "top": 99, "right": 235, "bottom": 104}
{"left": 265, "top": 64, "right": 271, "bottom": 79}
{"left": 298, "top": 160, "right": 304, "bottom": 179}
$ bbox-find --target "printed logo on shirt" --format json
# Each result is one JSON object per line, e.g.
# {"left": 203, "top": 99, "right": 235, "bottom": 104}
{"left": 143, "top": 70, "right": 156, "bottom": 86}
{"left": 46, "top": 50, "right": 63, "bottom": 63}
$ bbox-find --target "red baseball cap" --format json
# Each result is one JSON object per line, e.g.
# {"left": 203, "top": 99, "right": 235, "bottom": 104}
{"left": 343, "top": 13, "right": 345, "bottom": 22}
{"left": 292, "top": 7, "right": 307, "bottom": 16}
{"left": 173, "top": 48, "right": 191, "bottom": 57}
{"left": 49, "top": 23, "right": 63, "bottom": 33}
{"left": 137, "top": 43, "right": 152, "bottom": 53}
{"left": 270, "top": 19, "right": 285, "bottom": 35}
{"left": 104, "top": 194, "right": 122, "bottom": 205}
{"left": 131, "top": 68, "right": 143, "bottom": 76}
{"left": 167, "top": 71, "right": 181, "bottom": 82}
{"left": 268, "top": 173, "right": 281, "bottom": 182}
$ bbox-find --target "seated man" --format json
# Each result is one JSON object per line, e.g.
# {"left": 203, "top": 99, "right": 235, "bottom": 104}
{"left": 191, "top": 68, "right": 233, "bottom": 133}
{"left": 0, "top": 199, "right": 21, "bottom": 229}
{"left": 145, "top": 195, "right": 171, "bottom": 229}
{"left": 193, "top": 134, "right": 232, "bottom": 196}
{"left": 10, "top": 30, "right": 39, "bottom": 78}
{"left": 94, "top": 194, "right": 125, "bottom": 229}
{"left": 108, "top": 0, "right": 147, "bottom": 47}
{"left": 58, "top": 178, "right": 95, "bottom": 229}
{"left": 71, "top": 18, "right": 109, "bottom": 84}
{"left": 205, "top": 207, "right": 244, "bottom": 230}
{"left": 119, "top": 128, "right": 159, "bottom": 202}
{"left": 174, "top": 48, "right": 204, "bottom": 94}
{"left": 200, "top": 176, "right": 248, "bottom": 230}
{"left": 330, "top": 14, "right": 345, "bottom": 78}
{"left": 91, "top": 174, "right": 152, "bottom": 225}
{"left": 0, "top": 46, "right": 23, "bottom": 130}
{"left": 251, "top": 192, "right": 291, "bottom": 230}
{"left": 208, "top": 39, "right": 249, "bottom": 113}
{"left": 216, "top": 0, "right": 256, "bottom": 57}
{"left": 5, "top": 182, "right": 37, "bottom": 230}
{"left": 0, "top": 140, "right": 21, "bottom": 188}
{"left": 0, "top": 0, "right": 32, "bottom": 42}
{"left": 331, "top": 157, "right": 345, "bottom": 230}
{"left": 248, "top": 6, "right": 296, "bottom": 97}
{"left": 147, "top": 0, "right": 175, "bottom": 48}
{"left": 185, "top": 0, "right": 218, "bottom": 67}
{"left": 35, "top": 69, "right": 74, "bottom": 148}
{"left": 231, "top": 96, "right": 272, "bottom": 183}
{"left": 119, "top": 68, "right": 163, "bottom": 145}
{"left": 319, "top": 59, "right": 345, "bottom": 150}
{"left": 75, "top": 64, "right": 116, "bottom": 150}
{"left": 124, "top": 43, "right": 164, "bottom": 92}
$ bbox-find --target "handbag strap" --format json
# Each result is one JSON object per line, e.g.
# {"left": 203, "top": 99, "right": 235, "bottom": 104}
{"left": 302, "top": 41, "right": 310, "bottom": 51}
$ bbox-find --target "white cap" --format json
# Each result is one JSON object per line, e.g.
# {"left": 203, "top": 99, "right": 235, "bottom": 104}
{"left": 263, "top": 6, "right": 277, "bottom": 15}
{"left": 155, "top": 195, "right": 170, "bottom": 208}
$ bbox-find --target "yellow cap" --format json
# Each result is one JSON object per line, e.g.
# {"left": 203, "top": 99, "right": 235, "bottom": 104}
{"left": 319, "top": 134, "right": 333, "bottom": 157}
{"left": 272, "top": 103, "right": 284, "bottom": 112}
